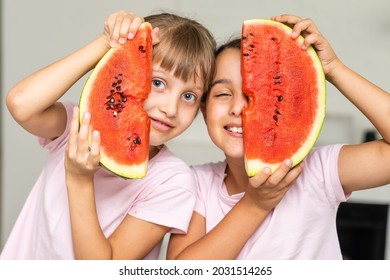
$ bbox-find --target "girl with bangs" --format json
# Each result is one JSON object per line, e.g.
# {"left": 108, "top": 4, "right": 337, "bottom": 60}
{"left": 1, "top": 11, "right": 216, "bottom": 260}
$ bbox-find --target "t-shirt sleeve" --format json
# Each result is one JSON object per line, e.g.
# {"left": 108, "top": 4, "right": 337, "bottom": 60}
{"left": 128, "top": 172, "right": 197, "bottom": 234}
{"left": 302, "top": 144, "right": 347, "bottom": 206}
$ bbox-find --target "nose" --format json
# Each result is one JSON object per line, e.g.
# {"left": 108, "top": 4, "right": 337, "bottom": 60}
{"left": 159, "top": 94, "right": 178, "bottom": 117}
{"left": 231, "top": 92, "right": 248, "bottom": 116}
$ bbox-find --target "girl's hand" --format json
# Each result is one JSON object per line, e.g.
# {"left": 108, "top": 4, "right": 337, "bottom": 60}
{"left": 245, "top": 159, "right": 303, "bottom": 212}
{"left": 65, "top": 107, "right": 100, "bottom": 184}
{"left": 272, "top": 14, "right": 339, "bottom": 78}
{"left": 102, "top": 11, "right": 160, "bottom": 48}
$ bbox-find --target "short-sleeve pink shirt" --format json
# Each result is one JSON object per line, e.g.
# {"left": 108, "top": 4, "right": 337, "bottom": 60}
{"left": 1, "top": 103, "right": 196, "bottom": 259}
{"left": 192, "top": 144, "right": 347, "bottom": 259}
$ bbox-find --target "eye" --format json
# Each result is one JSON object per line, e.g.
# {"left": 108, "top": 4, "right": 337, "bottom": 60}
{"left": 182, "top": 92, "right": 197, "bottom": 103}
{"left": 152, "top": 79, "right": 165, "bottom": 90}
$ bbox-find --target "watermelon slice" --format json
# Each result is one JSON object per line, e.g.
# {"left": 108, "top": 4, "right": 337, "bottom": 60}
{"left": 241, "top": 19, "right": 326, "bottom": 176}
{"left": 79, "top": 22, "right": 152, "bottom": 179}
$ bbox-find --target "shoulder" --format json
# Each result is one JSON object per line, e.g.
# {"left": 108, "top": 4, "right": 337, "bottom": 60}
{"left": 296, "top": 144, "right": 346, "bottom": 205}
{"left": 191, "top": 161, "right": 226, "bottom": 190}
{"left": 304, "top": 144, "right": 344, "bottom": 170}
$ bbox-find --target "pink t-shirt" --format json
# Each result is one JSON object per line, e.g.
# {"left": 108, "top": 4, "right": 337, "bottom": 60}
{"left": 193, "top": 144, "right": 348, "bottom": 259}
{"left": 1, "top": 102, "right": 196, "bottom": 260}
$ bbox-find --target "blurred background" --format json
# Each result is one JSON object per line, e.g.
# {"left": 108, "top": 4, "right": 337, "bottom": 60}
{"left": 1, "top": 0, "right": 390, "bottom": 258}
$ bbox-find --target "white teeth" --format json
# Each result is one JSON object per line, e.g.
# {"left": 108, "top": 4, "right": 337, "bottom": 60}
{"left": 227, "top": 126, "right": 243, "bottom": 134}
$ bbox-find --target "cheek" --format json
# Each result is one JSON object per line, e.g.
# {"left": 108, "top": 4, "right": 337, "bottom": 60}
{"left": 179, "top": 106, "right": 198, "bottom": 128}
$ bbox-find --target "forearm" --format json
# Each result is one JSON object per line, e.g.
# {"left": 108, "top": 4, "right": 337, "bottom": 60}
{"left": 66, "top": 176, "right": 112, "bottom": 259}
{"left": 175, "top": 196, "right": 269, "bottom": 260}
{"left": 327, "top": 60, "right": 390, "bottom": 142}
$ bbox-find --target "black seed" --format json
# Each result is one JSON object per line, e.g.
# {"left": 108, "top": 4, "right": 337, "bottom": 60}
{"left": 242, "top": 36, "right": 247, "bottom": 40}
{"left": 117, "top": 79, "right": 122, "bottom": 84}
{"left": 119, "top": 73, "right": 123, "bottom": 76}
{"left": 116, "top": 104, "right": 122, "bottom": 108}
{"left": 133, "top": 137, "right": 141, "bottom": 145}
{"left": 127, "top": 137, "right": 131, "bottom": 141}
{"left": 243, "top": 53, "right": 250, "bottom": 56}
{"left": 112, "top": 82, "right": 117, "bottom": 87}
{"left": 139, "top": 46, "right": 144, "bottom": 51}
{"left": 273, "top": 115, "right": 278, "bottom": 122}
{"left": 141, "top": 49, "right": 146, "bottom": 53}
{"left": 122, "top": 97, "right": 127, "bottom": 102}
{"left": 249, "top": 44, "right": 255, "bottom": 48}
{"left": 116, "top": 86, "right": 121, "bottom": 91}
{"left": 109, "top": 104, "right": 114, "bottom": 109}
{"left": 275, "top": 109, "right": 281, "bottom": 115}
{"left": 277, "top": 95, "right": 283, "bottom": 102}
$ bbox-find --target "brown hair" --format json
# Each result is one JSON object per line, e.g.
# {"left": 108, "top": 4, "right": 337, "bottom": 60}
{"left": 145, "top": 13, "right": 216, "bottom": 93}
{"left": 202, "top": 36, "right": 241, "bottom": 103}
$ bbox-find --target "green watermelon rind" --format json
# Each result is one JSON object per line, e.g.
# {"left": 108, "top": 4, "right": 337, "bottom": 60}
{"left": 243, "top": 19, "right": 326, "bottom": 176}
{"left": 79, "top": 23, "right": 151, "bottom": 179}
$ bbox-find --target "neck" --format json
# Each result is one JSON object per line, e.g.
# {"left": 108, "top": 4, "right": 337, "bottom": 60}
{"left": 224, "top": 157, "right": 249, "bottom": 195}
{"left": 149, "top": 145, "right": 163, "bottom": 159}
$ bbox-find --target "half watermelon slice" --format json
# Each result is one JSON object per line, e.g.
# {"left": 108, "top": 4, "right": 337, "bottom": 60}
{"left": 79, "top": 22, "right": 152, "bottom": 179}
{"left": 241, "top": 19, "right": 326, "bottom": 176}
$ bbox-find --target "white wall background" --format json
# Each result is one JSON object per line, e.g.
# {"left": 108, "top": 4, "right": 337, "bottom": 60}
{"left": 1, "top": 0, "right": 390, "bottom": 257}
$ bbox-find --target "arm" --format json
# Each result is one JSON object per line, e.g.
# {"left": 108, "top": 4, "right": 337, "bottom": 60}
{"left": 167, "top": 161, "right": 303, "bottom": 259}
{"left": 274, "top": 15, "right": 390, "bottom": 193}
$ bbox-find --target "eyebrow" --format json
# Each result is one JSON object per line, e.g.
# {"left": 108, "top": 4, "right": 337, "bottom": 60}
{"left": 210, "top": 78, "right": 232, "bottom": 89}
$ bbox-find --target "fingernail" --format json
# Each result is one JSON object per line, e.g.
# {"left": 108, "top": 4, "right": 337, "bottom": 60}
{"left": 110, "top": 40, "right": 117, "bottom": 47}
{"left": 284, "top": 159, "right": 292, "bottom": 167}
{"left": 263, "top": 167, "right": 271, "bottom": 175}
{"left": 93, "top": 130, "right": 100, "bottom": 138}
{"left": 127, "top": 33, "right": 134, "bottom": 39}
{"left": 119, "top": 37, "right": 126, "bottom": 44}
{"left": 83, "top": 112, "right": 90, "bottom": 119}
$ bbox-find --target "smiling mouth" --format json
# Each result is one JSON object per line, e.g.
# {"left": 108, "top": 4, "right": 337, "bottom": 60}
{"left": 150, "top": 117, "right": 174, "bottom": 131}
{"left": 225, "top": 125, "right": 243, "bottom": 134}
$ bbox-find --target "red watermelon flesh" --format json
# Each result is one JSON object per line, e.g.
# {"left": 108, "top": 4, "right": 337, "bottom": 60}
{"left": 79, "top": 22, "right": 152, "bottom": 179}
{"left": 241, "top": 19, "right": 326, "bottom": 176}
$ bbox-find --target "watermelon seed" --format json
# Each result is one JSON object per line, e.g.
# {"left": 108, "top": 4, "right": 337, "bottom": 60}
{"left": 133, "top": 137, "right": 141, "bottom": 145}
{"left": 273, "top": 115, "right": 278, "bottom": 122}
{"left": 277, "top": 95, "right": 283, "bottom": 102}
{"left": 242, "top": 36, "right": 247, "bottom": 40}
{"left": 117, "top": 79, "right": 122, "bottom": 84}
{"left": 116, "top": 86, "right": 122, "bottom": 91}
{"left": 275, "top": 109, "right": 281, "bottom": 115}
{"left": 112, "top": 82, "right": 117, "bottom": 87}
{"left": 243, "top": 53, "right": 250, "bottom": 57}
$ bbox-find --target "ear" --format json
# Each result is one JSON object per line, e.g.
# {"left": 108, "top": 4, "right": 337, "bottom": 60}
{"left": 200, "top": 102, "right": 207, "bottom": 123}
